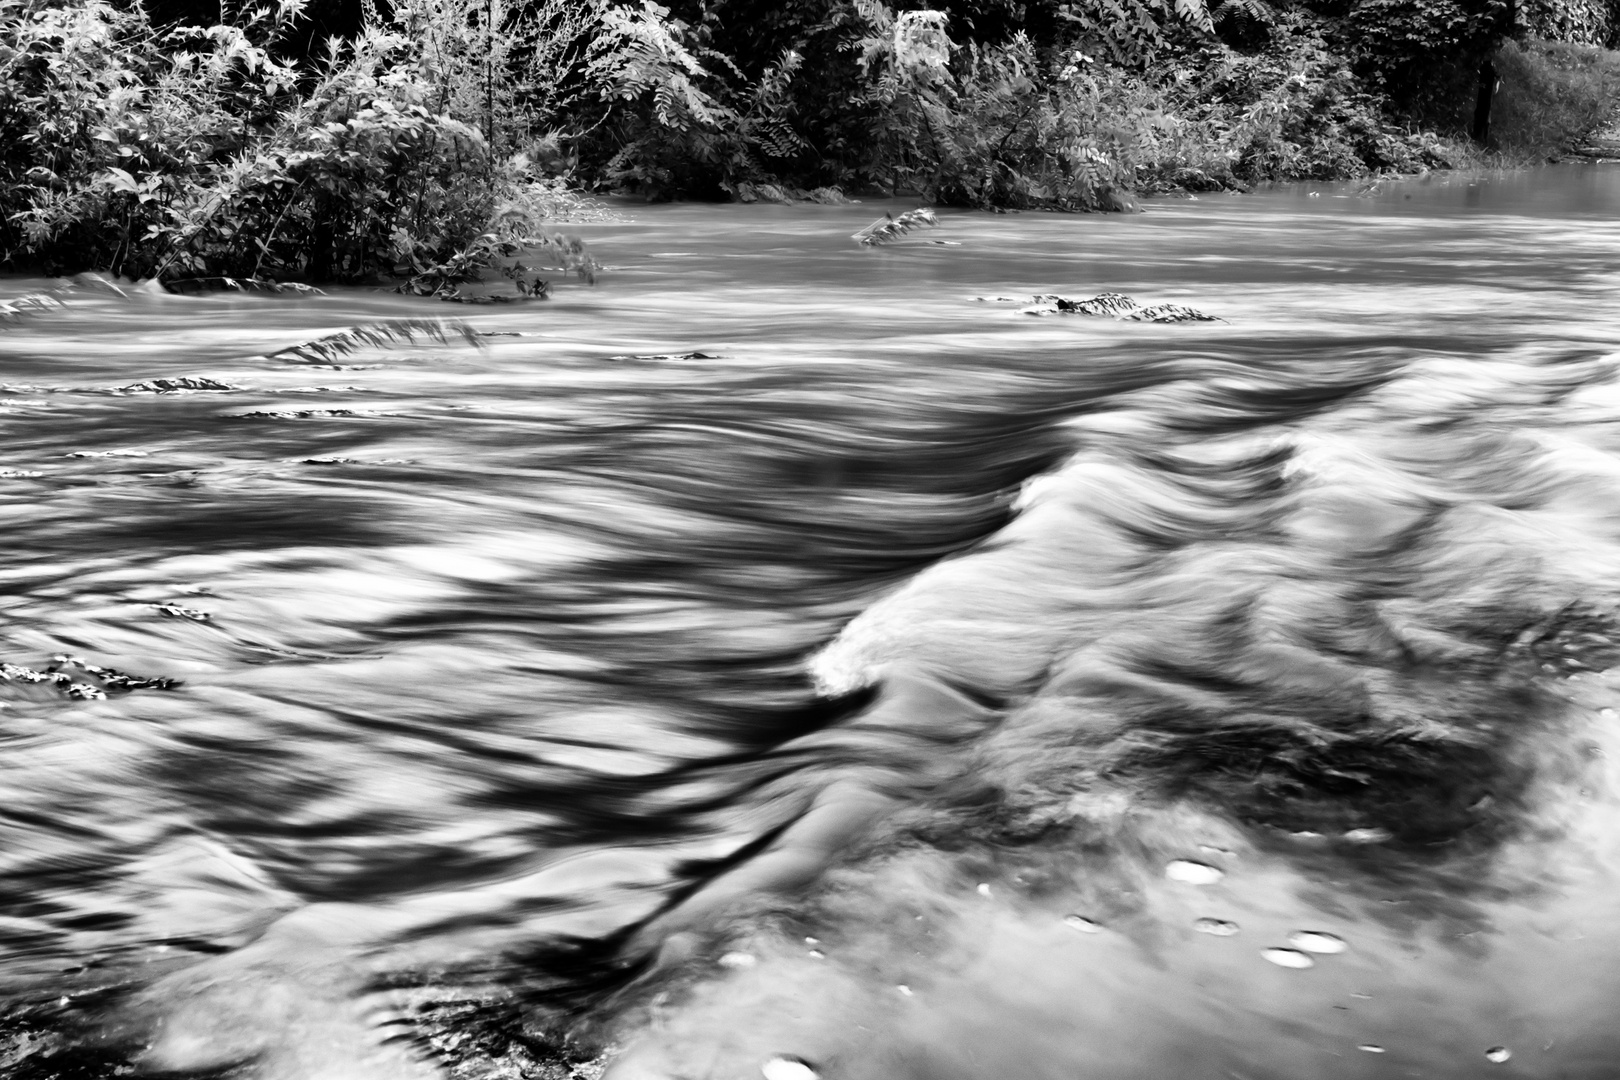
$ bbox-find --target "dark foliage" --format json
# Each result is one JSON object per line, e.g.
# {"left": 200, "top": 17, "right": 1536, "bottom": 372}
{"left": 0, "top": 0, "right": 1578, "bottom": 282}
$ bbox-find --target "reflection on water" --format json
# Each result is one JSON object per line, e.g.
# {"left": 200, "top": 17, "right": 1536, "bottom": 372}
{"left": 3, "top": 164, "right": 1620, "bottom": 1079}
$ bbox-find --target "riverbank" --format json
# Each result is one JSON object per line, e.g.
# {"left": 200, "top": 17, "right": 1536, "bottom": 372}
{"left": 1569, "top": 92, "right": 1620, "bottom": 157}
{"left": 1493, "top": 37, "right": 1620, "bottom": 162}
{"left": 0, "top": 0, "right": 1574, "bottom": 289}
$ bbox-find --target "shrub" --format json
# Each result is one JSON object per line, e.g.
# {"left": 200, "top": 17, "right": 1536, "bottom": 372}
{"left": 1489, "top": 36, "right": 1620, "bottom": 154}
{"left": 371, "top": 0, "right": 612, "bottom": 163}
{"left": 1340, "top": 0, "right": 1511, "bottom": 129}
{"left": 1167, "top": 14, "right": 1455, "bottom": 183}
{"left": 1518, "top": 0, "right": 1615, "bottom": 47}
{"left": 830, "top": 6, "right": 1454, "bottom": 209}
{"left": 0, "top": 0, "right": 607, "bottom": 283}
{"left": 0, "top": 0, "right": 1528, "bottom": 257}
{"left": 575, "top": 0, "right": 750, "bottom": 199}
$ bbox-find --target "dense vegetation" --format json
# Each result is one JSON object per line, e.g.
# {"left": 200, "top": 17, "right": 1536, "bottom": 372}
{"left": 1491, "top": 35, "right": 1620, "bottom": 152}
{"left": 0, "top": 0, "right": 1615, "bottom": 284}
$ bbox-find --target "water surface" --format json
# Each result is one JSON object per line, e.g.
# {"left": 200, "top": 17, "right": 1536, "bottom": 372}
{"left": 4, "top": 165, "right": 1620, "bottom": 1080}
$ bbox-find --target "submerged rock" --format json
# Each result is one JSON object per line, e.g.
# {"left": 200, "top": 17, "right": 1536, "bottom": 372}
{"left": 761, "top": 1055, "right": 819, "bottom": 1080}
{"left": 1193, "top": 918, "right": 1240, "bottom": 936}
{"left": 1165, "top": 860, "right": 1225, "bottom": 885}
{"left": 152, "top": 604, "right": 212, "bottom": 622}
{"left": 607, "top": 351, "right": 723, "bottom": 361}
{"left": 1260, "top": 948, "right": 1316, "bottom": 969}
{"left": 1287, "top": 931, "right": 1347, "bottom": 955}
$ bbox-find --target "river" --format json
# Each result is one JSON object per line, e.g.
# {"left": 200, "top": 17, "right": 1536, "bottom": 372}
{"left": 3, "top": 166, "right": 1620, "bottom": 1080}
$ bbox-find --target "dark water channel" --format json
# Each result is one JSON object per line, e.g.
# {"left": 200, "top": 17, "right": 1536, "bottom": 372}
{"left": 4, "top": 165, "right": 1620, "bottom": 1080}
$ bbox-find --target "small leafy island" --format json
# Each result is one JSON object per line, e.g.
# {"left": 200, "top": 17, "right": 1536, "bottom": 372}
{"left": 3, "top": 0, "right": 1620, "bottom": 295}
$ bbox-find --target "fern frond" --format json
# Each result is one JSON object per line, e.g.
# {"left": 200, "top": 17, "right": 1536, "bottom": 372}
{"left": 1173, "top": 0, "right": 1216, "bottom": 34}
{"left": 264, "top": 319, "right": 483, "bottom": 364}
{"left": 852, "top": 207, "right": 939, "bottom": 246}
{"left": 1213, "top": 0, "right": 1275, "bottom": 24}
{"left": 853, "top": 0, "right": 896, "bottom": 32}
{"left": 753, "top": 117, "right": 809, "bottom": 160}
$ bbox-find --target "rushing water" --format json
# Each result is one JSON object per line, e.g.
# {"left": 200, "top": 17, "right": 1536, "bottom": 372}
{"left": 4, "top": 166, "right": 1620, "bottom": 1080}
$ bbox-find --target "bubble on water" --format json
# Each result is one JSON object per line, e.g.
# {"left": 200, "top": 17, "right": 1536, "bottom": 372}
{"left": 1485, "top": 1046, "right": 1512, "bottom": 1064}
{"left": 803, "top": 936, "right": 819, "bottom": 945}
{"left": 806, "top": 949, "right": 825, "bottom": 959}
{"left": 976, "top": 882, "right": 992, "bottom": 896}
{"left": 1062, "top": 914, "right": 1103, "bottom": 933}
{"left": 1342, "top": 828, "right": 1391, "bottom": 844}
{"left": 762, "top": 1055, "right": 819, "bottom": 1080}
{"left": 1260, "top": 947, "right": 1316, "bottom": 969}
{"left": 718, "top": 951, "right": 756, "bottom": 968}
{"left": 1165, "top": 860, "right": 1224, "bottom": 885}
{"left": 1357, "top": 1044, "right": 1386, "bottom": 1053}
{"left": 1287, "top": 931, "right": 1347, "bottom": 954}
{"left": 1194, "top": 918, "right": 1240, "bottom": 936}
{"left": 1601, "top": 708, "right": 1617, "bottom": 719}
{"left": 896, "top": 984, "right": 914, "bottom": 996}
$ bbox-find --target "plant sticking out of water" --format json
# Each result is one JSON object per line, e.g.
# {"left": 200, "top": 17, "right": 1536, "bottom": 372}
{"left": 0, "top": 292, "right": 67, "bottom": 325}
{"left": 264, "top": 319, "right": 484, "bottom": 365}
{"left": 0, "top": 272, "right": 133, "bottom": 327}
{"left": 398, "top": 216, "right": 600, "bottom": 300}
{"left": 852, "top": 208, "right": 939, "bottom": 246}
{"left": 1125, "top": 303, "right": 1223, "bottom": 323}
{"left": 161, "top": 278, "right": 325, "bottom": 297}
{"left": 1019, "top": 293, "right": 1222, "bottom": 322}
{"left": 1056, "top": 292, "right": 1141, "bottom": 317}
{"left": 113, "top": 378, "right": 241, "bottom": 394}
{"left": 397, "top": 234, "right": 529, "bottom": 299}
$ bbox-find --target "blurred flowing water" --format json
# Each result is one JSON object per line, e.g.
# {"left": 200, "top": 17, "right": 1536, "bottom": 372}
{"left": 5, "top": 166, "right": 1620, "bottom": 1080}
